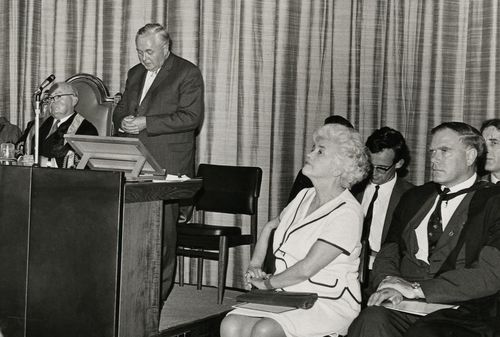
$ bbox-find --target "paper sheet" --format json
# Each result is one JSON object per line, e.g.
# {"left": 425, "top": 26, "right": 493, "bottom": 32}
{"left": 150, "top": 174, "right": 191, "bottom": 182}
{"left": 382, "top": 300, "right": 459, "bottom": 316}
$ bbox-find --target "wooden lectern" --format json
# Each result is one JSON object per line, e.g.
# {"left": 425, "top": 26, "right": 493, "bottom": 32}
{"left": 0, "top": 166, "right": 201, "bottom": 337}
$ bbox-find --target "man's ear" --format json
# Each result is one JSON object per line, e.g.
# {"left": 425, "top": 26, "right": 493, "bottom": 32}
{"left": 465, "top": 147, "right": 477, "bottom": 167}
{"left": 394, "top": 158, "right": 404, "bottom": 170}
{"left": 162, "top": 43, "right": 170, "bottom": 57}
{"left": 72, "top": 95, "right": 79, "bottom": 107}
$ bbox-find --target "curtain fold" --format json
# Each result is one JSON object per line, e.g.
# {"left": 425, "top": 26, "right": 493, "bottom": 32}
{"left": 1, "top": 0, "right": 498, "bottom": 289}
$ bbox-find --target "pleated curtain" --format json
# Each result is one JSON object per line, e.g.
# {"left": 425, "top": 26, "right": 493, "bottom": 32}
{"left": 1, "top": 0, "right": 498, "bottom": 289}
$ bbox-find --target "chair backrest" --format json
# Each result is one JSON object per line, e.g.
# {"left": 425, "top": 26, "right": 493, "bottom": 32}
{"left": 195, "top": 164, "right": 262, "bottom": 215}
{"left": 66, "top": 73, "right": 114, "bottom": 136}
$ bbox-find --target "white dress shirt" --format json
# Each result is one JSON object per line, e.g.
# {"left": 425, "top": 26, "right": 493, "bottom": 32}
{"left": 139, "top": 70, "right": 159, "bottom": 104}
{"left": 414, "top": 173, "right": 477, "bottom": 263}
{"left": 361, "top": 175, "right": 398, "bottom": 254}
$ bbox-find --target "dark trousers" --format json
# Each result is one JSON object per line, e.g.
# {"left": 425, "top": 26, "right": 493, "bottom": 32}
{"left": 161, "top": 202, "right": 179, "bottom": 302}
{"left": 348, "top": 305, "right": 499, "bottom": 337}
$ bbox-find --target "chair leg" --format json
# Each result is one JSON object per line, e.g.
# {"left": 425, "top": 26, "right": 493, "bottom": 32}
{"left": 196, "top": 256, "right": 203, "bottom": 290}
{"left": 217, "top": 236, "right": 229, "bottom": 304}
{"left": 178, "top": 255, "right": 184, "bottom": 287}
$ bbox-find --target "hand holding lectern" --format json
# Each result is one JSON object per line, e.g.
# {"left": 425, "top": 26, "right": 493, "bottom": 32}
{"left": 64, "top": 134, "right": 166, "bottom": 180}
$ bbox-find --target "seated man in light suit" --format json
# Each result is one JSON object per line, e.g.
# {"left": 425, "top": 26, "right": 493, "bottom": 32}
{"left": 17, "top": 82, "right": 98, "bottom": 167}
{"left": 481, "top": 118, "right": 500, "bottom": 184}
{"left": 348, "top": 122, "right": 500, "bottom": 337}
{"left": 352, "top": 127, "right": 413, "bottom": 286}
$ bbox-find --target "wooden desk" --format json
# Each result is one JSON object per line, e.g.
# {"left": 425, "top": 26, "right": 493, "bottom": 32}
{"left": 0, "top": 166, "right": 201, "bottom": 337}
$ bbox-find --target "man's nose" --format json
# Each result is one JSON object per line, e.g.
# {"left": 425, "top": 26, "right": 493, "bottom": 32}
{"left": 430, "top": 152, "right": 440, "bottom": 163}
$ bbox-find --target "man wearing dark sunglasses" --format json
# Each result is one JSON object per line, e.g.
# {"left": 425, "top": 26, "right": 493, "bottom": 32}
{"left": 353, "top": 127, "right": 413, "bottom": 287}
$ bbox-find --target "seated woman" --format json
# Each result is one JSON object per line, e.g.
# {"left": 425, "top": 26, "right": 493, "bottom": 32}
{"left": 220, "top": 124, "right": 370, "bottom": 337}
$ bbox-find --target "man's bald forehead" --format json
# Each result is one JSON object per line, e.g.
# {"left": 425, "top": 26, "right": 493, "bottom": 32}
{"left": 48, "top": 82, "right": 78, "bottom": 96}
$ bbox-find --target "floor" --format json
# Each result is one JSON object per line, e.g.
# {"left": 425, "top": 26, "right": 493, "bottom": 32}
{"left": 159, "top": 284, "right": 244, "bottom": 337}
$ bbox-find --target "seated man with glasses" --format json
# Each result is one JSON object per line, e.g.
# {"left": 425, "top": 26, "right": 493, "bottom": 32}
{"left": 351, "top": 126, "right": 414, "bottom": 289}
{"left": 18, "top": 82, "right": 97, "bottom": 167}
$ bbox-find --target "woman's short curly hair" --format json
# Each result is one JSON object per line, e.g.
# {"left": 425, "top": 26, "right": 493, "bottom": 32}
{"left": 313, "top": 124, "right": 370, "bottom": 189}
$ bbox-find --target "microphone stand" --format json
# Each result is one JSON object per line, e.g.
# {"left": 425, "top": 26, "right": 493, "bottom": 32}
{"left": 34, "top": 91, "right": 42, "bottom": 166}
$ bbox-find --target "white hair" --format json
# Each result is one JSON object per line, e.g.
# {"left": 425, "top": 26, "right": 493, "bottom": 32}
{"left": 313, "top": 124, "right": 370, "bottom": 188}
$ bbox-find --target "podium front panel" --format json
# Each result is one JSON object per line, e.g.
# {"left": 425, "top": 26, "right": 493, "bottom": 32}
{"left": 0, "top": 166, "right": 202, "bottom": 337}
{"left": 26, "top": 168, "right": 123, "bottom": 337}
{"left": 0, "top": 166, "right": 32, "bottom": 337}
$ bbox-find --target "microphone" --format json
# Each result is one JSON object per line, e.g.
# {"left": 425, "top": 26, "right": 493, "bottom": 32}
{"left": 35, "top": 74, "right": 56, "bottom": 94}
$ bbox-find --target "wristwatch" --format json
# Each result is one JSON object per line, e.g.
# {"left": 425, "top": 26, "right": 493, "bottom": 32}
{"left": 411, "top": 282, "right": 422, "bottom": 299}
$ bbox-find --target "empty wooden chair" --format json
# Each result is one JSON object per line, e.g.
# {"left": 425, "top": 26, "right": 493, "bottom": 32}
{"left": 177, "top": 163, "right": 263, "bottom": 304}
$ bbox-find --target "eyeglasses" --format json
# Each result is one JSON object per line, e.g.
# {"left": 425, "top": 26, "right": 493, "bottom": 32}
{"left": 44, "top": 93, "right": 75, "bottom": 104}
{"left": 372, "top": 162, "right": 396, "bottom": 173}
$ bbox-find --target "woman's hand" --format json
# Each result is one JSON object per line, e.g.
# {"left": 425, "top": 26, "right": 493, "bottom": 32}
{"left": 249, "top": 276, "right": 270, "bottom": 290}
{"left": 264, "top": 217, "right": 280, "bottom": 231}
{"left": 245, "top": 265, "right": 268, "bottom": 288}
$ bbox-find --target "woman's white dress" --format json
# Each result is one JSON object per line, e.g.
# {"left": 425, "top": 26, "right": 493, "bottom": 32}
{"left": 229, "top": 188, "right": 363, "bottom": 337}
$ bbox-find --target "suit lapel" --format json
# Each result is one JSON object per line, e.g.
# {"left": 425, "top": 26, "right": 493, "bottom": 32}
{"left": 136, "top": 70, "right": 147, "bottom": 104}
{"left": 402, "top": 192, "right": 436, "bottom": 258}
{"left": 39, "top": 116, "right": 55, "bottom": 140}
{"left": 381, "top": 178, "right": 404, "bottom": 243}
{"left": 139, "top": 54, "right": 175, "bottom": 110}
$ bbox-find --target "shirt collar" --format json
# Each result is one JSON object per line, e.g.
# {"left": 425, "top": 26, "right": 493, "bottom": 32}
{"left": 442, "top": 173, "right": 477, "bottom": 193}
{"left": 147, "top": 69, "right": 160, "bottom": 77}
{"left": 491, "top": 174, "right": 500, "bottom": 184}
{"left": 369, "top": 173, "right": 397, "bottom": 191}
{"left": 56, "top": 113, "right": 74, "bottom": 125}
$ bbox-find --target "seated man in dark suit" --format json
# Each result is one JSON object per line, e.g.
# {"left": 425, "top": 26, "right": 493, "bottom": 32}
{"left": 348, "top": 122, "right": 500, "bottom": 337}
{"left": 287, "top": 115, "right": 354, "bottom": 202}
{"left": 0, "top": 117, "right": 22, "bottom": 144}
{"left": 352, "top": 127, "right": 414, "bottom": 285}
{"left": 481, "top": 118, "right": 500, "bottom": 184}
{"left": 17, "top": 82, "right": 98, "bottom": 167}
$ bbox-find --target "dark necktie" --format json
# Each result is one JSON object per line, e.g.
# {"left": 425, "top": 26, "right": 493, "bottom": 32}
{"left": 46, "top": 120, "right": 59, "bottom": 139}
{"left": 427, "top": 187, "right": 450, "bottom": 254}
{"left": 362, "top": 185, "right": 379, "bottom": 242}
{"left": 427, "top": 184, "right": 480, "bottom": 255}
{"left": 359, "top": 185, "right": 379, "bottom": 284}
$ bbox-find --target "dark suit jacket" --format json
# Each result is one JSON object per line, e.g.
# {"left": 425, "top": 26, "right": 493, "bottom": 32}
{"left": 373, "top": 182, "right": 500, "bottom": 315}
{"left": 0, "top": 117, "right": 21, "bottom": 144}
{"left": 113, "top": 53, "right": 204, "bottom": 176}
{"left": 354, "top": 176, "right": 414, "bottom": 245}
{"left": 38, "top": 113, "right": 98, "bottom": 167}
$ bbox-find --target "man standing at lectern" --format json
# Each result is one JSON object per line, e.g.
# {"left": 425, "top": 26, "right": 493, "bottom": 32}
{"left": 113, "top": 23, "right": 204, "bottom": 302}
